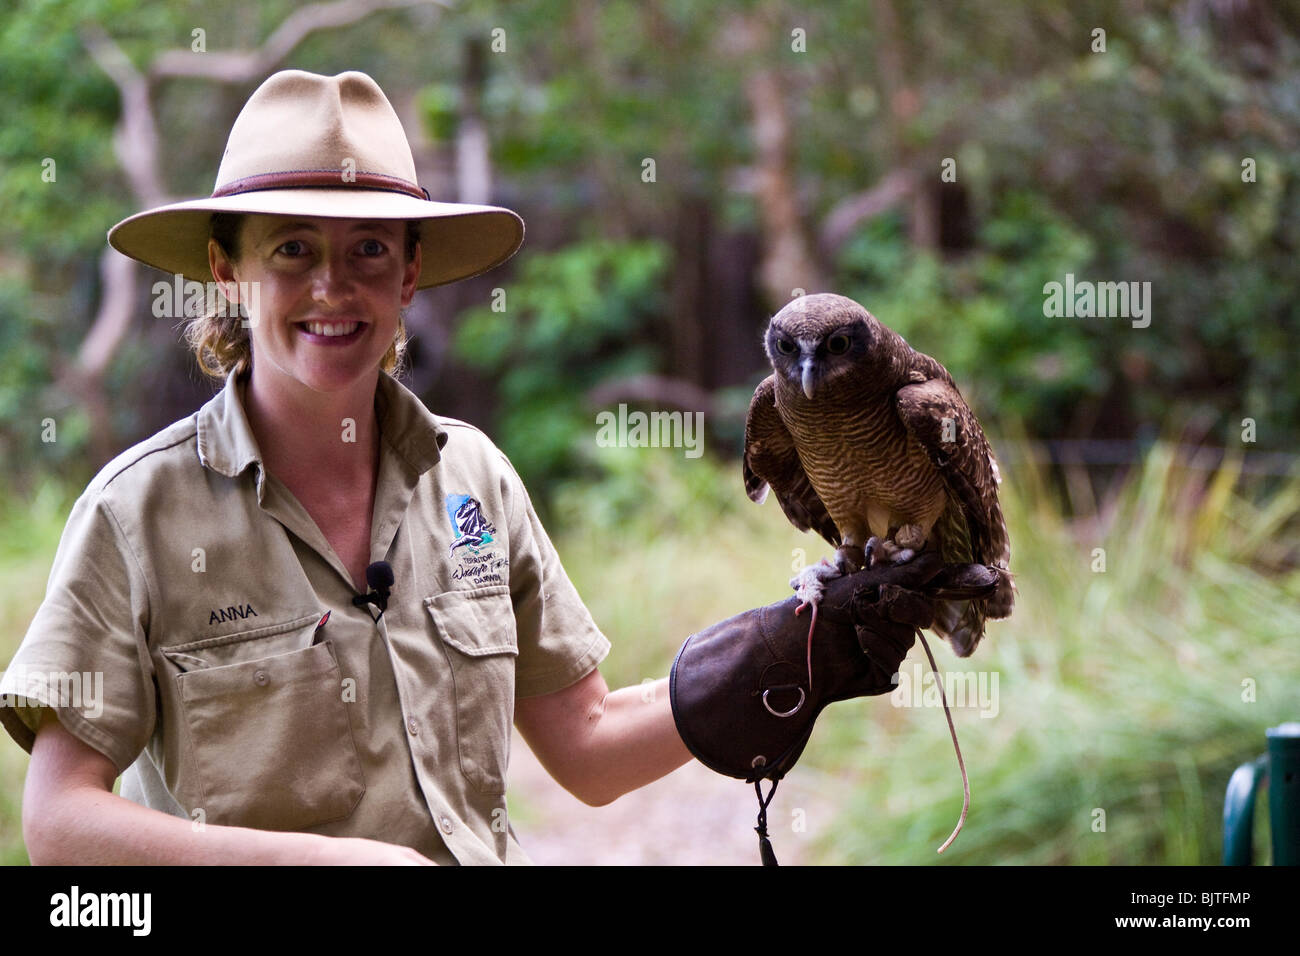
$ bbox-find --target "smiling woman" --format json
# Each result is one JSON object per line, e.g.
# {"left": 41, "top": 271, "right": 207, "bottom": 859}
{"left": 188, "top": 214, "right": 422, "bottom": 381}
{"left": 0, "top": 69, "right": 682, "bottom": 867}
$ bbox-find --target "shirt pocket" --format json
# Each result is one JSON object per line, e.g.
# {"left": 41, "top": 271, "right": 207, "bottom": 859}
{"left": 162, "top": 613, "right": 366, "bottom": 831}
{"left": 424, "top": 585, "right": 518, "bottom": 794}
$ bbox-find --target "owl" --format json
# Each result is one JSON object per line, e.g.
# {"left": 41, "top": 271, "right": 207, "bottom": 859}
{"left": 743, "top": 293, "right": 1014, "bottom": 657}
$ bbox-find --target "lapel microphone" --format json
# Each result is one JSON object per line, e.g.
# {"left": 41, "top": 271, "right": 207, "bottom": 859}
{"left": 352, "top": 561, "right": 394, "bottom": 621}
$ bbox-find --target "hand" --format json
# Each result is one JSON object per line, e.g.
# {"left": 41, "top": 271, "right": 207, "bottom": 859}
{"left": 307, "top": 836, "right": 438, "bottom": 865}
{"left": 669, "top": 552, "right": 998, "bottom": 782}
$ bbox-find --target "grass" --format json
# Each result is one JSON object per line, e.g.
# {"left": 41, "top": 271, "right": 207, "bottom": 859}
{"left": 0, "top": 442, "right": 1294, "bottom": 865}
{"left": 0, "top": 481, "right": 78, "bottom": 865}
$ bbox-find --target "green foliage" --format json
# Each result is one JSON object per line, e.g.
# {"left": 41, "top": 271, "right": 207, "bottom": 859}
{"left": 0, "top": 281, "right": 52, "bottom": 425}
{"left": 838, "top": 196, "right": 1105, "bottom": 434}
{"left": 933, "top": 7, "right": 1300, "bottom": 449}
{"left": 553, "top": 443, "right": 741, "bottom": 546}
{"left": 453, "top": 238, "right": 670, "bottom": 491}
{"left": 0, "top": 278, "right": 93, "bottom": 481}
{"left": 0, "top": 1, "right": 120, "bottom": 259}
{"left": 0, "top": 478, "right": 81, "bottom": 865}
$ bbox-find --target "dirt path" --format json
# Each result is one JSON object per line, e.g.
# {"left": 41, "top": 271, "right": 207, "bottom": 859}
{"left": 506, "top": 731, "right": 837, "bottom": 865}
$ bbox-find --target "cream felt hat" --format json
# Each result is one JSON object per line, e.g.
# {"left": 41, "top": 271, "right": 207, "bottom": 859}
{"left": 107, "top": 69, "right": 524, "bottom": 289}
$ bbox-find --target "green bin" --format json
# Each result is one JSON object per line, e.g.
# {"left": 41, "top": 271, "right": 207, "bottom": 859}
{"left": 1223, "top": 722, "right": 1299, "bottom": 866}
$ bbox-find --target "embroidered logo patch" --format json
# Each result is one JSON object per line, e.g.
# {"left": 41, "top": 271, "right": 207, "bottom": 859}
{"left": 446, "top": 493, "right": 496, "bottom": 553}
{"left": 444, "top": 493, "right": 509, "bottom": 585}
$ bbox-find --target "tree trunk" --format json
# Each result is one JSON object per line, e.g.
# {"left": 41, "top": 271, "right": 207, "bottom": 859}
{"left": 727, "top": 6, "right": 827, "bottom": 309}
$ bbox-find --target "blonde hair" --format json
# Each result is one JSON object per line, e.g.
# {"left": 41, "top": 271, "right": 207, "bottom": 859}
{"left": 187, "top": 213, "right": 419, "bottom": 380}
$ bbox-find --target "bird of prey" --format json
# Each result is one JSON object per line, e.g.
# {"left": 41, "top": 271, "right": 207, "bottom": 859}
{"left": 743, "top": 293, "right": 1014, "bottom": 657}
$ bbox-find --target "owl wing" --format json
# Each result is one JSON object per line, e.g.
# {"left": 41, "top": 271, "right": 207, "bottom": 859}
{"left": 744, "top": 375, "right": 841, "bottom": 548}
{"left": 893, "top": 377, "right": 1010, "bottom": 570}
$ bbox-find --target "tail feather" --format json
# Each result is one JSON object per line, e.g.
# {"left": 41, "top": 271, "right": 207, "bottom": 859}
{"left": 931, "top": 598, "right": 985, "bottom": 658}
{"left": 984, "top": 566, "right": 1016, "bottom": 620}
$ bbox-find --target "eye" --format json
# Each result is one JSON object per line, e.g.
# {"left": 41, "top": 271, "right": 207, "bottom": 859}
{"left": 826, "top": 334, "right": 851, "bottom": 354}
{"left": 775, "top": 338, "right": 796, "bottom": 355}
{"left": 359, "top": 238, "right": 387, "bottom": 256}
{"left": 275, "top": 239, "right": 307, "bottom": 257}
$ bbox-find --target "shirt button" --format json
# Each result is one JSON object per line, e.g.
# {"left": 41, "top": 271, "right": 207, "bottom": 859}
{"left": 406, "top": 716, "right": 419, "bottom": 735}
{"left": 439, "top": 815, "right": 454, "bottom": 835}
{"left": 254, "top": 670, "right": 269, "bottom": 687}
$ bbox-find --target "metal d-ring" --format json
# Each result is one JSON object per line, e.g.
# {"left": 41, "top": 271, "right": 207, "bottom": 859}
{"left": 762, "top": 686, "right": 805, "bottom": 718}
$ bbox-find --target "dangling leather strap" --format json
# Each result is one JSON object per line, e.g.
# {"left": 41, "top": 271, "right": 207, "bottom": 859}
{"left": 754, "top": 778, "right": 781, "bottom": 866}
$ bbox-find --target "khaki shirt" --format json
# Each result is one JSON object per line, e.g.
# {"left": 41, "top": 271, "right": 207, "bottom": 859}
{"left": 0, "top": 370, "right": 610, "bottom": 864}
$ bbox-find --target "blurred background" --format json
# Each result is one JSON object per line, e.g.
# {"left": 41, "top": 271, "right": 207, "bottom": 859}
{"left": 0, "top": 0, "right": 1297, "bottom": 864}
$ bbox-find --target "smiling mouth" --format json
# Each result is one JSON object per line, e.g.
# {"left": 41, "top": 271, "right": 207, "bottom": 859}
{"left": 299, "top": 320, "right": 362, "bottom": 337}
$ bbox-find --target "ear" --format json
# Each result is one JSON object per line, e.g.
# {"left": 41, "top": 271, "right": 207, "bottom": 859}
{"left": 400, "top": 240, "right": 421, "bottom": 308}
{"left": 207, "top": 238, "right": 242, "bottom": 305}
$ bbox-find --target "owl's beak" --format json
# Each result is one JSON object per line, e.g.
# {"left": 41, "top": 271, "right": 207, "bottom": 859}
{"left": 800, "top": 357, "right": 817, "bottom": 399}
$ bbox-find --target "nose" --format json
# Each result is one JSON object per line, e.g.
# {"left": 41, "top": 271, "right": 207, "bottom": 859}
{"left": 310, "top": 249, "right": 356, "bottom": 307}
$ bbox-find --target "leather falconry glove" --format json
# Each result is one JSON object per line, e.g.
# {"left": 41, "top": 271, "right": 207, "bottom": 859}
{"left": 669, "top": 551, "right": 999, "bottom": 864}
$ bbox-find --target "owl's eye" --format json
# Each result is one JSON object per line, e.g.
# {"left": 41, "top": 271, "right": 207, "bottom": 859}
{"left": 775, "top": 338, "right": 796, "bottom": 355}
{"left": 826, "top": 334, "right": 851, "bottom": 354}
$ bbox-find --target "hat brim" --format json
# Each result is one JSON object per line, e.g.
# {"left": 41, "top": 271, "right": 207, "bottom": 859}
{"left": 107, "top": 189, "right": 524, "bottom": 290}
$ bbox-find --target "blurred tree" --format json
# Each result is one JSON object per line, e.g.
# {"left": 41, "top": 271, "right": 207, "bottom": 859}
{"left": 1, "top": 0, "right": 1297, "bottom": 496}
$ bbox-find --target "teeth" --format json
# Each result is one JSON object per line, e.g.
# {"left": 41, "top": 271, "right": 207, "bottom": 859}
{"left": 303, "top": 321, "right": 360, "bottom": 337}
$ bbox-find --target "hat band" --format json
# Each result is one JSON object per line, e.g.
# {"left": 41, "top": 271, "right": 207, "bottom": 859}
{"left": 212, "top": 169, "right": 431, "bottom": 201}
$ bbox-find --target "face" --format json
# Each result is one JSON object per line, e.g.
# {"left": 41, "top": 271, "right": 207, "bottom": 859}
{"left": 208, "top": 214, "right": 420, "bottom": 400}
{"left": 765, "top": 317, "right": 870, "bottom": 400}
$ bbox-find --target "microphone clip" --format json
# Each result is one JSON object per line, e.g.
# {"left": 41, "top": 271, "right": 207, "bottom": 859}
{"left": 353, "top": 560, "right": 394, "bottom": 622}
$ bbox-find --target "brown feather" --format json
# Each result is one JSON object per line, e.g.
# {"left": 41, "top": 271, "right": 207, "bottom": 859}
{"left": 743, "top": 375, "right": 841, "bottom": 548}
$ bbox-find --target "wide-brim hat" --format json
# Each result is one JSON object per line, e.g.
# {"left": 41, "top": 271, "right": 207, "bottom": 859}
{"left": 108, "top": 69, "right": 524, "bottom": 289}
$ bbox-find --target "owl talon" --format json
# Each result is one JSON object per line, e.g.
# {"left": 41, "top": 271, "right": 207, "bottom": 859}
{"left": 895, "top": 523, "right": 927, "bottom": 552}
{"left": 866, "top": 535, "right": 920, "bottom": 566}
{"left": 834, "top": 544, "right": 864, "bottom": 575}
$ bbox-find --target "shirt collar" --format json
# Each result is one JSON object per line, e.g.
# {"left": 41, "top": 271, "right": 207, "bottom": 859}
{"left": 374, "top": 371, "right": 449, "bottom": 475}
{"left": 196, "top": 370, "right": 448, "bottom": 481}
{"left": 195, "top": 371, "right": 262, "bottom": 480}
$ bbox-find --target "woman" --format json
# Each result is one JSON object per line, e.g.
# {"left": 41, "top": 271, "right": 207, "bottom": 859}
{"left": 1, "top": 70, "right": 941, "bottom": 865}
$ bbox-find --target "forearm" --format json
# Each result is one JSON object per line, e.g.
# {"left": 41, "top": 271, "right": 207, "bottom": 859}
{"left": 23, "top": 709, "right": 430, "bottom": 865}
{"left": 27, "top": 784, "right": 338, "bottom": 865}
{"left": 578, "top": 678, "right": 692, "bottom": 806}
{"left": 516, "top": 672, "right": 692, "bottom": 807}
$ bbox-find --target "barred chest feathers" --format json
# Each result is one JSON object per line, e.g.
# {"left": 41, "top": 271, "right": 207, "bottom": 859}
{"left": 774, "top": 378, "right": 948, "bottom": 538}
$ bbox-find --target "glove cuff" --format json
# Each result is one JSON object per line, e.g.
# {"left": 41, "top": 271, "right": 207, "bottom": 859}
{"left": 669, "top": 603, "right": 823, "bottom": 782}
